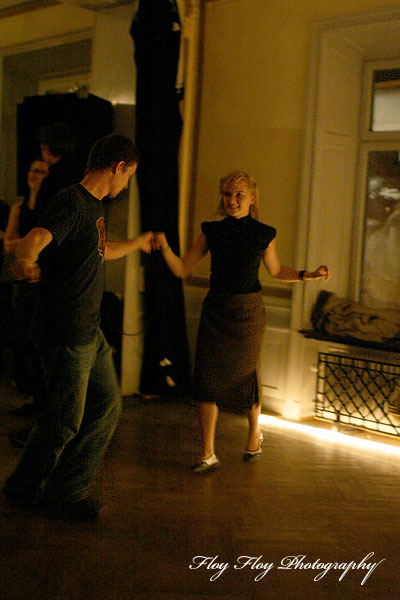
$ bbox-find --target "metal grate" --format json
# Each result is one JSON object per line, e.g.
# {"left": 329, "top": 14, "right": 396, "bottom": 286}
{"left": 316, "top": 352, "right": 400, "bottom": 437}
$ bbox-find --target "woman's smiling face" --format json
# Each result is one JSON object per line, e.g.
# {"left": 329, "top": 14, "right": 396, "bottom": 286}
{"left": 27, "top": 160, "right": 49, "bottom": 191}
{"left": 222, "top": 179, "right": 255, "bottom": 219}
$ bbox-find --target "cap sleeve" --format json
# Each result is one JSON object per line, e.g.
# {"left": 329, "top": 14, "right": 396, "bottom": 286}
{"left": 259, "top": 223, "right": 277, "bottom": 250}
{"left": 200, "top": 221, "right": 213, "bottom": 243}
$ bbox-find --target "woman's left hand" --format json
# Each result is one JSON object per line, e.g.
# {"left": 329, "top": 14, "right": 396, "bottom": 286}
{"left": 311, "top": 265, "right": 332, "bottom": 280}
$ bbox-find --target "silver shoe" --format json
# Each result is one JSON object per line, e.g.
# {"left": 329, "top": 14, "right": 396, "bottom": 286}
{"left": 243, "top": 434, "right": 264, "bottom": 461}
{"left": 192, "top": 453, "right": 220, "bottom": 473}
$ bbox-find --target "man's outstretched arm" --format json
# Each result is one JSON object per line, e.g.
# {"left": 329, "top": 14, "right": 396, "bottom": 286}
{"left": 104, "top": 231, "right": 153, "bottom": 261}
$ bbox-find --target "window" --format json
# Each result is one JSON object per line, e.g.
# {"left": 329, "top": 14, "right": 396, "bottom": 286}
{"left": 358, "top": 60, "right": 400, "bottom": 309}
{"left": 360, "top": 150, "right": 400, "bottom": 307}
{"left": 371, "top": 68, "right": 400, "bottom": 132}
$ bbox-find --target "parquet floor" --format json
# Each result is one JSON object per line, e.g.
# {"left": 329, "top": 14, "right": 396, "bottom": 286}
{"left": 0, "top": 358, "right": 399, "bottom": 600}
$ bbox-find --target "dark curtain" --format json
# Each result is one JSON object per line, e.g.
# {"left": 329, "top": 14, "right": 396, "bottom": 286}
{"left": 131, "top": 0, "right": 191, "bottom": 397}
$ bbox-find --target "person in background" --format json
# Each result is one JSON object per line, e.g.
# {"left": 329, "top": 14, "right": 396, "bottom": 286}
{"left": 5, "top": 159, "right": 49, "bottom": 244}
{"left": 0, "top": 206, "right": 9, "bottom": 243}
{"left": 154, "top": 171, "right": 331, "bottom": 473}
{"left": 4, "top": 122, "right": 78, "bottom": 436}
{"left": 0, "top": 199, "right": 11, "bottom": 372}
{"left": 3, "top": 134, "right": 153, "bottom": 521}
{"left": 0, "top": 199, "right": 11, "bottom": 271}
{"left": 35, "top": 122, "right": 80, "bottom": 220}
{"left": 0, "top": 199, "right": 10, "bottom": 272}
{"left": 4, "top": 159, "right": 49, "bottom": 412}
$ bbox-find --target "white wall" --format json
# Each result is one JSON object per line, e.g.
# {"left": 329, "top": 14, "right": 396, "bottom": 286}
{"left": 90, "top": 3, "right": 144, "bottom": 395}
{"left": 90, "top": 3, "right": 138, "bottom": 297}
{"left": 90, "top": 4, "right": 136, "bottom": 107}
{"left": 0, "top": 5, "right": 94, "bottom": 50}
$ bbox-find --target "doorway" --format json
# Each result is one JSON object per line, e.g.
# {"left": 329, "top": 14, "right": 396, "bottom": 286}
{"left": 1, "top": 38, "right": 92, "bottom": 203}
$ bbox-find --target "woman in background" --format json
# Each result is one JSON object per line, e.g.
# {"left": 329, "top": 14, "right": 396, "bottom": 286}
{"left": 4, "top": 159, "right": 48, "bottom": 415}
{"left": 5, "top": 159, "right": 49, "bottom": 244}
{"left": 154, "top": 171, "right": 331, "bottom": 472}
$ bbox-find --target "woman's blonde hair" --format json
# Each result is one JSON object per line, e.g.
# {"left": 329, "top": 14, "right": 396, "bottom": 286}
{"left": 217, "top": 170, "right": 260, "bottom": 219}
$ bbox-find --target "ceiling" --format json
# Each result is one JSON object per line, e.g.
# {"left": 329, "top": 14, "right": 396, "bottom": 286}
{"left": 4, "top": 38, "right": 92, "bottom": 78}
{"left": 0, "top": 0, "right": 134, "bottom": 17}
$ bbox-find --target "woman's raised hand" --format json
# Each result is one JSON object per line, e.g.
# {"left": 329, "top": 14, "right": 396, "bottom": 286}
{"left": 312, "top": 265, "right": 332, "bottom": 280}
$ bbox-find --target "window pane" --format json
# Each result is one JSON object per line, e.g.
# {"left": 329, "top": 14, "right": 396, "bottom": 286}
{"left": 360, "top": 150, "right": 400, "bottom": 308}
{"left": 371, "top": 69, "right": 400, "bottom": 132}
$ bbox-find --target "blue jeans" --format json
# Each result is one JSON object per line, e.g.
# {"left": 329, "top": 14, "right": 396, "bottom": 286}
{"left": 5, "top": 328, "right": 121, "bottom": 504}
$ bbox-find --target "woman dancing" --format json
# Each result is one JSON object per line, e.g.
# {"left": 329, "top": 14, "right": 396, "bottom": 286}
{"left": 154, "top": 171, "right": 331, "bottom": 472}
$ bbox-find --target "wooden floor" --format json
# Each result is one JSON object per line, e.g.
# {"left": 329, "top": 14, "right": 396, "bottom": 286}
{"left": 0, "top": 361, "right": 399, "bottom": 600}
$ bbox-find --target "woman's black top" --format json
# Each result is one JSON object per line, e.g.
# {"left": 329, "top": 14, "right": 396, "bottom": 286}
{"left": 201, "top": 215, "right": 276, "bottom": 294}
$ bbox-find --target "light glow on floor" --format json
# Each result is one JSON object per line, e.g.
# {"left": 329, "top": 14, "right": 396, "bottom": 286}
{"left": 258, "top": 414, "right": 400, "bottom": 457}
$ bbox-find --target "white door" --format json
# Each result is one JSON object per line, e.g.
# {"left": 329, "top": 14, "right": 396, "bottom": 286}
{"left": 284, "top": 35, "right": 364, "bottom": 418}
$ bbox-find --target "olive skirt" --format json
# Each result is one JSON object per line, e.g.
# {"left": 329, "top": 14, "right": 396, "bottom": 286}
{"left": 193, "top": 291, "right": 267, "bottom": 413}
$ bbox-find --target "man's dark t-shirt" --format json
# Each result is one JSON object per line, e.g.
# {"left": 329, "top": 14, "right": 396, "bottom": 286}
{"left": 35, "top": 158, "right": 81, "bottom": 221}
{"left": 34, "top": 184, "right": 106, "bottom": 347}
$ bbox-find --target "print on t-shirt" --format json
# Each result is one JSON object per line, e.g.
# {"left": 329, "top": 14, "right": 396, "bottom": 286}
{"left": 96, "top": 216, "right": 106, "bottom": 260}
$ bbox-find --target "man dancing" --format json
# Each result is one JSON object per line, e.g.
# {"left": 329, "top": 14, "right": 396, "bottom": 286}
{"left": 3, "top": 134, "right": 152, "bottom": 521}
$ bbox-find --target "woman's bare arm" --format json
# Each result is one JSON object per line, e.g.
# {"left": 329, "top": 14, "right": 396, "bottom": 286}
{"left": 155, "top": 232, "right": 208, "bottom": 278}
{"left": 262, "top": 239, "right": 331, "bottom": 281}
